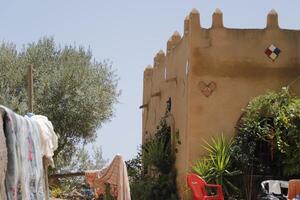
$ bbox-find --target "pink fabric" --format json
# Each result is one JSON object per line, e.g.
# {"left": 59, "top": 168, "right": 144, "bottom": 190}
{"left": 85, "top": 155, "right": 131, "bottom": 200}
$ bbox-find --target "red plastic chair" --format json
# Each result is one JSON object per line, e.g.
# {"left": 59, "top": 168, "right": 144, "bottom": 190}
{"left": 187, "top": 173, "right": 224, "bottom": 200}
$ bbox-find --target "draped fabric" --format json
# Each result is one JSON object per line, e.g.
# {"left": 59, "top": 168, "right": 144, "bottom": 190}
{"left": 0, "top": 109, "right": 8, "bottom": 200}
{"left": 29, "top": 115, "right": 58, "bottom": 168}
{"left": 1, "top": 106, "right": 46, "bottom": 199}
{"left": 85, "top": 155, "right": 131, "bottom": 200}
{"left": 0, "top": 106, "right": 54, "bottom": 200}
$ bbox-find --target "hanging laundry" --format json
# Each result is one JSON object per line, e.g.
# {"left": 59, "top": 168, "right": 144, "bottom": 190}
{"left": 85, "top": 154, "right": 131, "bottom": 200}
{"left": 28, "top": 115, "right": 58, "bottom": 168}
{"left": 0, "top": 106, "right": 46, "bottom": 200}
{"left": 0, "top": 109, "right": 8, "bottom": 200}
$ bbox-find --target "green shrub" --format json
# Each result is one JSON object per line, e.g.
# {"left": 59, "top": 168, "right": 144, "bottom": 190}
{"left": 126, "top": 117, "right": 178, "bottom": 200}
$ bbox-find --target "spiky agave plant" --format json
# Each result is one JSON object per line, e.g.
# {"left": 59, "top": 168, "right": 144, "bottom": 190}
{"left": 192, "top": 135, "right": 241, "bottom": 196}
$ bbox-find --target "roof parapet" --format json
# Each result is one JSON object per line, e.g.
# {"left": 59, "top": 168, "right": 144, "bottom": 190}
{"left": 154, "top": 50, "right": 165, "bottom": 67}
{"left": 184, "top": 15, "right": 190, "bottom": 35}
{"left": 167, "top": 38, "right": 173, "bottom": 54}
{"left": 144, "top": 65, "right": 153, "bottom": 76}
{"left": 172, "top": 31, "right": 181, "bottom": 45}
{"left": 167, "top": 31, "right": 181, "bottom": 54}
{"left": 167, "top": 31, "right": 181, "bottom": 55}
{"left": 189, "top": 8, "right": 201, "bottom": 32}
{"left": 212, "top": 8, "right": 224, "bottom": 28}
{"left": 266, "top": 9, "right": 279, "bottom": 29}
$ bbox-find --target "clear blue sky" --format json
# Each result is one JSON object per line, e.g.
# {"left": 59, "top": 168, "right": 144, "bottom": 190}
{"left": 1, "top": 1, "right": 300, "bottom": 161}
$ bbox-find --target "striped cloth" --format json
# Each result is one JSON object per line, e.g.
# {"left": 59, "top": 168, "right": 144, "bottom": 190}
{"left": 85, "top": 155, "right": 131, "bottom": 200}
{"left": 0, "top": 106, "right": 46, "bottom": 200}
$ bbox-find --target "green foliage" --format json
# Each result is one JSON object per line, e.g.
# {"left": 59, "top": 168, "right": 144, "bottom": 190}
{"left": 57, "top": 145, "right": 108, "bottom": 173}
{"left": 192, "top": 159, "right": 212, "bottom": 179}
{"left": 97, "top": 184, "right": 116, "bottom": 200}
{"left": 142, "top": 139, "right": 166, "bottom": 170}
{"left": 0, "top": 37, "right": 119, "bottom": 170}
{"left": 232, "top": 88, "right": 300, "bottom": 177}
{"left": 142, "top": 120, "right": 174, "bottom": 174}
{"left": 126, "top": 117, "right": 178, "bottom": 200}
{"left": 126, "top": 150, "right": 142, "bottom": 182}
{"left": 192, "top": 135, "right": 241, "bottom": 196}
{"left": 50, "top": 185, "right": 63, "bottom": 198}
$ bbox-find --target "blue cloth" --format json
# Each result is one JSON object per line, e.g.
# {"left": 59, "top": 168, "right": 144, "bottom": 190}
{"left": 26, "top": 112, "right": 35, "bottom": 118}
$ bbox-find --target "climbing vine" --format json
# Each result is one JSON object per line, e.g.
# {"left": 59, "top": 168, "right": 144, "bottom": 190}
{"left": 232, "top": 87, "right": 300, "bottom": 177}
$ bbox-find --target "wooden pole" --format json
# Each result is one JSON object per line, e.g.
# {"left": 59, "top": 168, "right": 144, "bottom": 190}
{"left": 27, "top": 65, "right": 49, "bottom": 200}
{"left": 27, "top": 65, "right": 33, "bottom": 113}
{"left": 43, "top": 157, "right": 50, "bottom": 200}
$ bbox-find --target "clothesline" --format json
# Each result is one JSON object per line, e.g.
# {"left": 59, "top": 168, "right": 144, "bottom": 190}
{"left": 50, "top": 171, "right": 85, "bottom": 179}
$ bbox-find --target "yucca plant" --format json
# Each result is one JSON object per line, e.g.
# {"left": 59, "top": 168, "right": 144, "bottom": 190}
{"left": 192, "top": 135, "right": 241, "bottom": 196}
{"left": 192, "top": 158, "right": 212, "bottom": 182}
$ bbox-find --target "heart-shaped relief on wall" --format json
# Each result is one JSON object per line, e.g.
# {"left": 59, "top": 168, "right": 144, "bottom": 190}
{"left": 198, "top": 81, "right": 217, "bottom": 97}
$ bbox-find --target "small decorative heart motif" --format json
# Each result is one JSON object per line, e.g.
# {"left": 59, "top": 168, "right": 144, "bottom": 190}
{"left": 198, "top": 81, "right": 217, "bottom": 97}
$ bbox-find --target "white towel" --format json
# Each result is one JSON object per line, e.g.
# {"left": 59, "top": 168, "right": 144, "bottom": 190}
{"left": 30, "top": 115, "right": 58, "bottom": 167}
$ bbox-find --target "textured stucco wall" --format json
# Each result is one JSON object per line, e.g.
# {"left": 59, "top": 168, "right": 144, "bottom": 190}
{"left": 141, "top": 29, "right": 190, "bottom": 196}
{"left": 141, "top": 8, "right": 300, "bottom": 199}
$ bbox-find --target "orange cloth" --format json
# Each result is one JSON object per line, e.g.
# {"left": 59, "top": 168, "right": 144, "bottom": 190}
{"left": 85, "top": 155, "right": 131, "bottom": 200}
{"left": 288, "top": 179, "right": 300, "bottom": 199}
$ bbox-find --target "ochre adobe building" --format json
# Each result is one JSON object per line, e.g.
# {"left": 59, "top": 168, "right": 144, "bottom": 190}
{"left": 141, "top": 8, "right": 300, "bottom": 199}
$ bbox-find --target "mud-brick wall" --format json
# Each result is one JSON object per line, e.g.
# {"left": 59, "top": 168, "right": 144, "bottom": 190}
{"left": 142, "top": 8, "right": 300, "bottom": 199}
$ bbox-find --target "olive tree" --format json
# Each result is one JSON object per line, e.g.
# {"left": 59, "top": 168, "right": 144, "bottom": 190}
{"left": 0, "top": 37, "right": 119, "bottom": 169}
